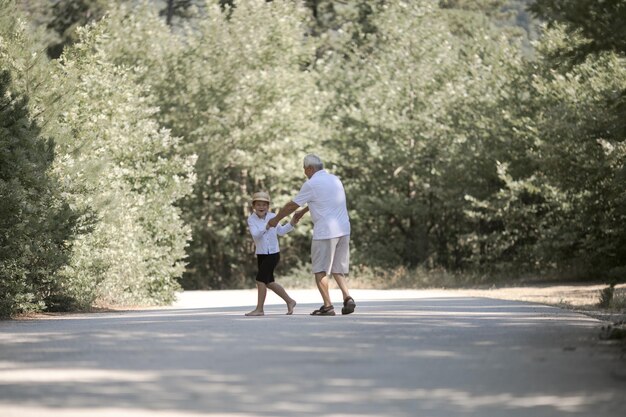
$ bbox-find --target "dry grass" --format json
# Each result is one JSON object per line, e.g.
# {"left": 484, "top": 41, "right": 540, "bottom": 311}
{"left": 452, "top": 283, "right": 625, "bottom": 309}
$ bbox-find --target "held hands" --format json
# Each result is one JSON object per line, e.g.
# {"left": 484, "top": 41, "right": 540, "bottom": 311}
{"left": 266, "top": 217, "right": 279, "bottom": 229}
{"left": 267, "top": 209, "right": 306, "bottom": 229}
{"left": 290, "top": 213, "right": 302, "bottom": 226}
{"left": 292, "top": 209, "right": 306, "bottom": 224}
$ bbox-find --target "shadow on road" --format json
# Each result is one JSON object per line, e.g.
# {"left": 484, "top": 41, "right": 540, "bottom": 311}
{"left": 0, "top": 297, "right": 623, "bottom": 417}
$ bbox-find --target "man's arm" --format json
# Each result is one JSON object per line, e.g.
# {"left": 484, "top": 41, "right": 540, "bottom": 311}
{"left": 267, "top": 201, "right": 300, "bottom": 229}
{"left": 292, "top": 206, "right": 309, "bottom": 223}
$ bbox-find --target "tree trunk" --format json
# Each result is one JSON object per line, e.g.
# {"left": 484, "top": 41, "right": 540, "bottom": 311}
{"left": 165, "top": 0, "right": 174, "bottom": 26}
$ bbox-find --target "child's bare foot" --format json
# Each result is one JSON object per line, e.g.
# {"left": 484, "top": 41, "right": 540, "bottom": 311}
{"left": 245, "top": 310, "right": 264, "bottom": 316}
{"left": 286, "top": 300, "right": 296, "bottom": 315}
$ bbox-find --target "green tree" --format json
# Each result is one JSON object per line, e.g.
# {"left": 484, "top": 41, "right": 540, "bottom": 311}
{"left": 304, "top": 0, "right": 384, "bottom": 50}
{"left": 0, "top": 1, "right": 80, "bottom": 317}
{"left": 42, "top": 0, "right": 110, "bottom": 58}
{"left": 90, "top": 0, "right": 323, "bottom": 289}
{"left": 44, "top": 21, "right": 197, "bottom": 305}
{"left": 321, "top": 1, "right": 525, "bottom": 270}
{"left": 529, "top": 0, "right": 626, "bottom": 64}
{"left": 468, "top": 6, "right": 626, "bottom": 279}
{"left": 3, "top": 0, "right": 197, "bottom": 309}
{"left": 522, "top": 27, "right": 626, "bottom": 277}
{"left": 0, "top": 70, "right": 79, "bottom": 317}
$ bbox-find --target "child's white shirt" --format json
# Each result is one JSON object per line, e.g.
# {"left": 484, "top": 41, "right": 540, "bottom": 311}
{"left": 247, "top": 212, "right": 293, "bottom": 255}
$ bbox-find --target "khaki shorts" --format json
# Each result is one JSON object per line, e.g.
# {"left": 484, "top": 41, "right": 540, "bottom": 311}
{"left": 311, "top": 235, "right": 350, "bottom": 275}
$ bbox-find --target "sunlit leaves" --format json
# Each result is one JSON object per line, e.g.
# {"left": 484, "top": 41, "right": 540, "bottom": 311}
{"left": 74, "top": 1, "right": 324, "bottom": 288}
{"left": 0, "top": 8, "right": 79, "bottom": 317}
{"left": 323, "top": 1, "right": 525, "bottom": 269}
{"left": 54, "top": 32, "right": 196, "bottom": 304}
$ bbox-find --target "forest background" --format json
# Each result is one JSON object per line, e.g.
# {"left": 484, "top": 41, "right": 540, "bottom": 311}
{"left": 1, "top": 0, "right": 624, "bottom": 318}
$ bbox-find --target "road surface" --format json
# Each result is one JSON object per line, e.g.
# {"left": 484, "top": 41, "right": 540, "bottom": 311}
{"left": 0, "top": 289, "right": 624, "bottom": 417}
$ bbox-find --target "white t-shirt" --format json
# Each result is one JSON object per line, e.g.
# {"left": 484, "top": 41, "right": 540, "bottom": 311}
{"left": 293, "top": 170, "right": 350, "bottom": 240}
{"left": 247, "top": 212, "right": 293, "bottom": 254}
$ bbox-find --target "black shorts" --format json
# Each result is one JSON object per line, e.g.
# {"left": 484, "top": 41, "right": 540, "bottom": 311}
{"left": 256, "top": 252, "right": 280, "bottom": 284}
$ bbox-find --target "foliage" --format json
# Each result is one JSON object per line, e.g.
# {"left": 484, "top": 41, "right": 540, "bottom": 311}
{"left": 0, "top": 6, "right": 79, "bottom": 317}
{"left": 1, "top": 0, "right": 196, "bottom": 313}
{"left": 598, "top": 283, "right": 615, "bottom": 309}
{"left": 2, "top": 0, "right": 625, "bottom": 302}
{"left": 321, "top": 1, "right": 525, "bottom": 270}
{"left": 524, "top": 32, "right": 625, "bottom": 276}
{"left": 46, "top": 22, "right": 197, "bottom": 306}
{"left": 89, "top": 0, "right": 323, "bottom": 289}
{"left": 529, "top": 0, "right": 626, "bottom": 64}
{"left": 470, "top": 18, "right": 626, "bottom": 279}
{"left": 174, "top": 0, "right": 322, "bottom": 289}
{"left": 43, "top": 0, "right": 111, "bottom": 58}
{"left": 303, "top": 0, "right": 385, "bottom": 56}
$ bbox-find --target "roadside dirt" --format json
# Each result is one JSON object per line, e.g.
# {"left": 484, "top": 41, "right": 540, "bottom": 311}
{"left": 447, "top": 283, "right": 626, "bottom": 325}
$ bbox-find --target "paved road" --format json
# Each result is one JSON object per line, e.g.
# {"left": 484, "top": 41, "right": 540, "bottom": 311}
{"left": 0, "top": 289, "right": 624, "bottom": 417}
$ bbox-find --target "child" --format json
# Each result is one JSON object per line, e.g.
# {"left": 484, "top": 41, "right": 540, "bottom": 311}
{"left": 245, "top": 191, "right": 297, "bottom": 316}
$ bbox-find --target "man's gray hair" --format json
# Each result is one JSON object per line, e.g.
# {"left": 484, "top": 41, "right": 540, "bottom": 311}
{"left": 303, "top": 154, "right": 324, "bottom": 170}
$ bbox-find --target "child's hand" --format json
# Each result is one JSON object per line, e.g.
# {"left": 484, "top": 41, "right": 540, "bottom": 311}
{"left": 266, "top": 217, "right": 279, "bottom": 229}
{"left": 292, "top": 209, "right": 306, "bottom": 223}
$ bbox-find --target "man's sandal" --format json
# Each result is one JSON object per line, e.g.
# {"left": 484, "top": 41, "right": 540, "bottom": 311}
{"left": 342, "top": 296, "right": 356, "bottom": 315}
{"left": 311, "top": 305, "right": 336, "bottom": 316}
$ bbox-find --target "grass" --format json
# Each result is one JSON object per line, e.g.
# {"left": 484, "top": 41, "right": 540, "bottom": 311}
{"left": 281, "top": 263, "right": 505, "bottom": 290}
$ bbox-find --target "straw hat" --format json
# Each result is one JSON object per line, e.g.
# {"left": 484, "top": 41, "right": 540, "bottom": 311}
{"left": 251, "top": 191, "right": 270, "bottom": 204}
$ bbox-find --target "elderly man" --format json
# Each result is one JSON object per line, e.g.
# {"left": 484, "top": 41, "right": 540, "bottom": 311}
{"left": 267, "top": 154, "right": 356, "bottom": 316}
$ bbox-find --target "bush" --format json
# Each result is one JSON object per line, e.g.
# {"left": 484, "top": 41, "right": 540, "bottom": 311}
{"left": 0, "top": 69, "right": 78, "bottom": 318}
{"left": 47, "top": 22, "right": 196, "bottom": 306}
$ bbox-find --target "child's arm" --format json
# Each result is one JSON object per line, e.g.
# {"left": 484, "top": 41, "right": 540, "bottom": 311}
{"left": 276, "top": 208, "right": 306, "bottom": 236}
{"left": 276, "top": 220, "right": 294, "bottom": 237}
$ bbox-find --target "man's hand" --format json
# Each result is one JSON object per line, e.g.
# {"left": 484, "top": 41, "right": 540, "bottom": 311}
{"left": 266, "top": 217, "right": 279, "bottom": 229}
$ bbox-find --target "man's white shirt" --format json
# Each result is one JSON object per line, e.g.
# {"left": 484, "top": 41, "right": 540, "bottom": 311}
{"left": 293, "top": 170, "right": 351, "bottom": 240}
{"left": 247, "top": 212, "right": 293, "bottom": 254}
